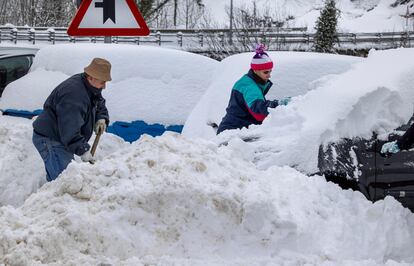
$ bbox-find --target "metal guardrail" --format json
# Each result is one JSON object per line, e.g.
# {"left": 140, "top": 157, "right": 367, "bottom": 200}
{"left": 0, "top": 26, "right": 413, "bottom": 50}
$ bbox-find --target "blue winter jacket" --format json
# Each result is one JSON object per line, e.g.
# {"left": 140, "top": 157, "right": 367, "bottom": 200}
{"left": 217, "top": 70, "right": 277, "bottom": 134}
{"left": 33, "top": 73, "right": 109, "bottom": 156}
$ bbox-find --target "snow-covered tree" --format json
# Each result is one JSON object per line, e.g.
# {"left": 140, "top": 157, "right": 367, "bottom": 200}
{"left": 136, "top": 0, "right": 204, "bottom": 28}
{"left": 0, "top": 0, "right": 205, "bottom": 29}
{"left": 313, "top": 0, "right": 340, "bottom": 53}
{"left": 37, "top": 0, "right": 74, "bottom": 27}
{"left": 391, "top": 0, "right": 413, "bottom": 7}
{"left": 0, "top": 0, "right": 76, "bottom": 27}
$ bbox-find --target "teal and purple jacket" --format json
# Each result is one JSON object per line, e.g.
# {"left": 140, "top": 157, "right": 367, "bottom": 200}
{"left": 217, "top": 70, "right": 277, "bottom": 134}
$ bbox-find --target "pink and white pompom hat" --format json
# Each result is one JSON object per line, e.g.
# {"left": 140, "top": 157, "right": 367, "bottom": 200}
{"left": 250, "top": 44, "right": 274, "bottom": 71}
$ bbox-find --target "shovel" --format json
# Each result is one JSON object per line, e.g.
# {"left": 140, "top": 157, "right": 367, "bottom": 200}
{"left": 89, "top": 130, "right": 103, "bottom": 164}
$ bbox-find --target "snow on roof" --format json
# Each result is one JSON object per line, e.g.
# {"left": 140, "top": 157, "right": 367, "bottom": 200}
{"left": 0, "top": 44, "right": 218, "bottom": 125}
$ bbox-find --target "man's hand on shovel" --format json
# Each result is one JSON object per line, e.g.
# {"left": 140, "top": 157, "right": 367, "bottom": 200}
{"left": 94, "top": 119, "right": 107, "bottom": 135}
{"left": 82, "top": 120, "right": 106, "bottom": 164}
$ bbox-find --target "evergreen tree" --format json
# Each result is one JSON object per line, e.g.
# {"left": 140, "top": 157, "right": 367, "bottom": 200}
{"left": 313, "top": 0, "right": 339, "bottom": 53}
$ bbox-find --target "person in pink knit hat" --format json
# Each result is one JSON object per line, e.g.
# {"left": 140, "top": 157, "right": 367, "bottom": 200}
{"left": 217, "top": 44, "right": 291, "bottom": 134}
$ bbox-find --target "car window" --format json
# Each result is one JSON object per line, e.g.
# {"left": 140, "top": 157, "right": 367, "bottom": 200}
{"left": 0, "top": 55, "right": 34, "bottom": 96}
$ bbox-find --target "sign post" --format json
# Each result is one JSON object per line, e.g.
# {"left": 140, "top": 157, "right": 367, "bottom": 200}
{"left": 68, "top": 0, "right": 150, "bottom": 38}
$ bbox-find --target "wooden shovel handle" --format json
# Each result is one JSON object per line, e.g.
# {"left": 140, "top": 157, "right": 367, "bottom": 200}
{"left": 90, "top": 131, "right": 102, "bottom": 156}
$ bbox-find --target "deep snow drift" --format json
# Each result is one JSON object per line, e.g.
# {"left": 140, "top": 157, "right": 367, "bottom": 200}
{"left": 1, "top": 132, "right": 414, "bottom": 265}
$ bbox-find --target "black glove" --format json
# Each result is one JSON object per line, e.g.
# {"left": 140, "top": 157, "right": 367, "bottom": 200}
{"left": 266, "top": 100, "right": 279, "bottom": 108}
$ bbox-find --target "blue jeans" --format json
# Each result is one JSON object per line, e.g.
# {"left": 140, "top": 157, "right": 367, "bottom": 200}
{"left": 32, "top": 131, "right": 74, "bottom": 182}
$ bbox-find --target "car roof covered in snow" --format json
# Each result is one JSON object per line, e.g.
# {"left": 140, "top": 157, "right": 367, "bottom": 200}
{"left": 0, "top": 47, "right": 38, "bottom": 59}
{"left": 0, "top": 44, "right": 218, "bottom": 125}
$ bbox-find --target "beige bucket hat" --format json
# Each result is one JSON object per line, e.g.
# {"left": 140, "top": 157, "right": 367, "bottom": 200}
{"left": 84, "top": 58, "right": 112, "bottom": 81}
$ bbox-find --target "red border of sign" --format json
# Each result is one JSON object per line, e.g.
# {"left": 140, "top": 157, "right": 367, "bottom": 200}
{"left": 67, "top": 0, "right": 150, "bottom": 36}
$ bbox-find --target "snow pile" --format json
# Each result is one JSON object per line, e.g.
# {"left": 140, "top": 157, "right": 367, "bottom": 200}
{"left": 1, "top": 133, "right": 414, "bottom": 265}
{"left": 0, "top": 44, "right": 218, "bottom": 125}
{"left": 0, "top": 117, "right": 44, "bottom": 207}
{"left": 203, "top": 0, "right": 412, "bottom": 33}
{"left": 0, "top": 116, "right": 129, "bottom": 207}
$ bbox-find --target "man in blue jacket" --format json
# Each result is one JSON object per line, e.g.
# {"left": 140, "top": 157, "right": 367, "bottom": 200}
{"left": 217, "top": 44, "right": 290, "bottom": 134}
{"left": 32, "top": 58, "right": 111, "bottom": 182}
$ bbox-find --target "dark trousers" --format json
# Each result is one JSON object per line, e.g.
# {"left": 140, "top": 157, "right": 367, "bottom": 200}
{"left": 32, "top": 131, "right": 74, "bottom": 182}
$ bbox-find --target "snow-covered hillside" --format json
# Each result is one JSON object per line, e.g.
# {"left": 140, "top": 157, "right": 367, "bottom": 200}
{"left": 203, "top": 0, "right": 414, "bottom": 32}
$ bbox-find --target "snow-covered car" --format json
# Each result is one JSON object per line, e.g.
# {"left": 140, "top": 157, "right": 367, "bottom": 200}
{"left": 0, "top": 44, "right": 218, "bottom": 141}
{"left": 0, "top": 47, "right": 38, "bottom": 96}
{"left": 318, "top": 119, "right": 414, "bottom": 212}
{"left": 314, "top": 48, "right": 414, "bottom": 212}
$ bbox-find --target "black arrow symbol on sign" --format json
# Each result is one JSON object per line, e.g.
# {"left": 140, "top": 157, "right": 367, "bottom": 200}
{"left": 95, "top": 0, "right": 116, "bottom": 24}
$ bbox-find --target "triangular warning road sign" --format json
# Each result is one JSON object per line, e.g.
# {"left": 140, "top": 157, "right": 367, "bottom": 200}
{"left": 68, "top": 0, "right": 150, "bottom": 36}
